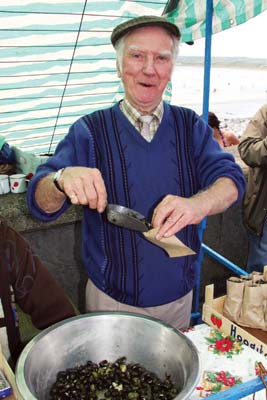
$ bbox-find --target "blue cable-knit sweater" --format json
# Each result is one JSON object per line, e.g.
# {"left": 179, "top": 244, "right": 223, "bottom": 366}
{"left": 27, "top": 102, "right": 246, "bottom": 307}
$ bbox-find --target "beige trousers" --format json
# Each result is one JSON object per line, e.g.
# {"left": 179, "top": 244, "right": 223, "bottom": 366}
{"left": 85, "top": 279, "right": 193, "bottom": 330}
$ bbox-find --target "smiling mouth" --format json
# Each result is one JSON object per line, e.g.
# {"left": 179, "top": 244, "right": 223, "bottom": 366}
{"left": 140, "top": 83, "right": 154, "bottom": 88}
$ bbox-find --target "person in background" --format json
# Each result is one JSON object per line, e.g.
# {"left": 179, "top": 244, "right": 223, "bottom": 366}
{"left": 208, "top": 112, "right": 240, "bottom": 148}
{"left": 238, "top": 104, "right": 267, "bottom": 273}
{"left": 0, "top": 218, "right": 76, "bottom": 365}
{"left": 0, "top": 135, "right": 16, "bottom": 175}
{"left": 27, "top": 15, "right": 246, "bottom": 330}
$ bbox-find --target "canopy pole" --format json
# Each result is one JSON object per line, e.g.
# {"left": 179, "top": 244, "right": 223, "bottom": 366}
{"left": 202, "top": 0, "right": 213, "bottom": 121}
{"left": 192, "top": 0, "right": 213, "bottom": 325}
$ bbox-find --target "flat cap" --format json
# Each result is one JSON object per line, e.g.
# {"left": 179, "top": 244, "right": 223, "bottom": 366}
{"left": 111, "top": 15, "right": 181, "bottom": 47}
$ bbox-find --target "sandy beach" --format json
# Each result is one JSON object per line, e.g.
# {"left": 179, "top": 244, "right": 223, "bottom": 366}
{"left": 221, "top": 117, "right": 250, "bottom": 138}
{"left": 171, "top": 62, "right": 266, "bottom": 138}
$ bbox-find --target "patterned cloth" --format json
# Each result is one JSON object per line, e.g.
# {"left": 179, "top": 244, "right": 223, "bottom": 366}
{"left": 183, "top": 324, "right": 267, "bottom": 399}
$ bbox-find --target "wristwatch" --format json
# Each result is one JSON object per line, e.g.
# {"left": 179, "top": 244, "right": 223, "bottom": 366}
{"left": 53, "top": 168, "right": 65, "bottom": 193}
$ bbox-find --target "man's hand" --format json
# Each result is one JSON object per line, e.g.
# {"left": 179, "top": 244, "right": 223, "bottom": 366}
{"left": 152, "top": 177, "right": 238, "bottom": 240}
{"left": 35, "top": 167, "right": 107, "bottom": 214}
{"left": 60, "top": 167, "right": 107, "bottom": 212}
{"left": 152, "top": 195, "right": 206, "bottom": 240}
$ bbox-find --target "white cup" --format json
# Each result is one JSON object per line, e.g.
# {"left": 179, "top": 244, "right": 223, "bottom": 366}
{"left": 10, "top": 174, "right": 27, "bottom": 194}
{"left": 0, "top": 174, "right": 10, "bottom": 195}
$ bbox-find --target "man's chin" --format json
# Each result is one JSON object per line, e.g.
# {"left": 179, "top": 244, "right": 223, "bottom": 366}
{"left": 137, "top": 95, "right": 161, "bottom": 106}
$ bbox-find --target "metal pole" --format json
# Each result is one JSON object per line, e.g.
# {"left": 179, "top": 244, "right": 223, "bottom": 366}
{"left": 201, "top": 243, "right": 248, "bottom": 276}
{"left": 202, "top": 0, "right": 213, "bottom": 121}
{"left": 192, "top": 0, "right": 214, "bottom": 324}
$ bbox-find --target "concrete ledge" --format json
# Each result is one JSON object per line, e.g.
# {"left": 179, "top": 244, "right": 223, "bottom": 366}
{"left": 0, "top": 192, "right": 82, "bottom": 232}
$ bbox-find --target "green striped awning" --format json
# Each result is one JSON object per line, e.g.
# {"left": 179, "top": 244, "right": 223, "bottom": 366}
{"left": 0, "top": 1, "right": 166, "bottom": 154}
{"left": 164, "top": 0, "right": 267, "bottom": 43}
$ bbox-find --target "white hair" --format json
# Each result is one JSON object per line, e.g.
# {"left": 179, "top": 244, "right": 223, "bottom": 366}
{"left": 114, "top": 29, "right": 180, "bottom": 73}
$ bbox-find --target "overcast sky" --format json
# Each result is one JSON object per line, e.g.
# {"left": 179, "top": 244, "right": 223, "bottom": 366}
{"left": 180, "top": 10, "right": 267, "bottom": 58}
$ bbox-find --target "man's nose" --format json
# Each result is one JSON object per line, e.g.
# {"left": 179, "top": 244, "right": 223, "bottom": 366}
{"left": 142, "top": 56, "right": 156, "bottom": 74}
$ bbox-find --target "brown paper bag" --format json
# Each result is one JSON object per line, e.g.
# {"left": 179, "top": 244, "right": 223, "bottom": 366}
{"left": 223, "top": 277, "right": 245, "bottom": 323}
{"left": 238, "top": 284, "right": 266, "bottom": 330}
{"left": 143, "top": 228, "right": 195, "bottom": 258}
{"left": 249, "top": 271, "right": 264, "bottom": 284}
{"left": 240, "top": 275, "right": 253, "bottom": 285}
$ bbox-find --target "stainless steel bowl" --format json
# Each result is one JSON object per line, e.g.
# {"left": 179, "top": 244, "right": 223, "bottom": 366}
{"left": 16, "top": 312, "right": 201, "bottom": 400}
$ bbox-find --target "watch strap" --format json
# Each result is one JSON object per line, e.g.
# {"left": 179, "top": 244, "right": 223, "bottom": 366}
{"left": 53, "top": 168, "right": 65, "bottom": 193}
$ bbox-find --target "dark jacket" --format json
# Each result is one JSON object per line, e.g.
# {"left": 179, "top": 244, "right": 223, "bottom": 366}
{"left": 0, "top": 219, "right": 76, "bottom": 364}
{"left": 238, "top": 104, "right": 267, "bottom": 235}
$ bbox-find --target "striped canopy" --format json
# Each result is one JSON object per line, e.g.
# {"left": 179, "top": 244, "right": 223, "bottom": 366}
{"left": 0, "top": 0, "right": 266, "bottom": 154}
{"left": 164, "top": 0, "right": 267, "bottom": 43}
{"left": 0, "top": 1, "right": 166, "bottom": 154}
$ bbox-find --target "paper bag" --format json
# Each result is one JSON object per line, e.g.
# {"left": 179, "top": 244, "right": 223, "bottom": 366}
{"left": 143, "top": 228, "right": 195, "bottom": 258}
{"left": 238, "top": 284, "right": 265, "bottom": 329}
{"left": 223, "top": 277, "right": 245, "bottom": 323}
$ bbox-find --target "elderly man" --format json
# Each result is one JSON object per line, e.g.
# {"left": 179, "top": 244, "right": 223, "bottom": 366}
{"left": 27, "top": 16, "right": 246, "bottom": 329}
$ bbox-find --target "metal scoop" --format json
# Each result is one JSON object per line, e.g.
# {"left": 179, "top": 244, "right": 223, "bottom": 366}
{"left": 106, "top": 204, "right": 152, "bottom": 232}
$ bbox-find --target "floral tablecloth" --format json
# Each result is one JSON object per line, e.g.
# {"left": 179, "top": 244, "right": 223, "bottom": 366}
{"left": 183, "top": 324, "right": 267, "bottom": 399}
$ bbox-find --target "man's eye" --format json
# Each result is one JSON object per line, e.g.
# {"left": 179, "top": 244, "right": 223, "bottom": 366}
{"left": 132, "top": 53, "right": 141, "bottom": 58}
{"left": 158, "top": 55, "right": 169, "bottom": 61}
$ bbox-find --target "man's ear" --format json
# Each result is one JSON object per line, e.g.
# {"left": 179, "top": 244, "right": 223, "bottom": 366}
{"left": 116, "top": 60, "right": 121, "bottom": 78}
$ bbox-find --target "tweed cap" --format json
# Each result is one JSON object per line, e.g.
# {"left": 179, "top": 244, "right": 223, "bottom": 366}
{"left": 111, "top": 15, "right": 181, "bottom": 47}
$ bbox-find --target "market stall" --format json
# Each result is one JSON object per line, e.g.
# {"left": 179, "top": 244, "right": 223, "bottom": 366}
{"left": 0, "top": 1, "right": 267, "bottom": 399}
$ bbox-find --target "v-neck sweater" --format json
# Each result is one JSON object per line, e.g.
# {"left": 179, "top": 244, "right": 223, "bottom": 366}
{"left": 27, "top": 102, "right": 246, "bottom": 307}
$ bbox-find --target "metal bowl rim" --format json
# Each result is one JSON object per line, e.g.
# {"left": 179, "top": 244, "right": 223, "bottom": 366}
{"left": 16, "top": 311, "right": 201, "bottom": 400}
